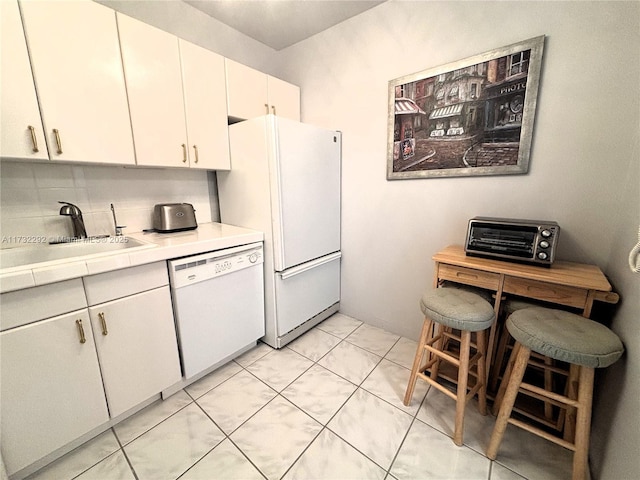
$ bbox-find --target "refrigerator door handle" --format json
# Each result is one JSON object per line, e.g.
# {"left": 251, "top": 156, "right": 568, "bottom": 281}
{"left": 279, "top": 252, "right": 341, "bottom": 280}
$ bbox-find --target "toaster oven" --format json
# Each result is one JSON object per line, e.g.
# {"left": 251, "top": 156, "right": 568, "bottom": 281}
{"left": 464, "top": 217, "right": 560, "bottom": 266}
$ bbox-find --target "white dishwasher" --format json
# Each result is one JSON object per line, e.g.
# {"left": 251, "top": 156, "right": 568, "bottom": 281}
{"left": 168, "top": 242, "right": 265, "bottom": 379}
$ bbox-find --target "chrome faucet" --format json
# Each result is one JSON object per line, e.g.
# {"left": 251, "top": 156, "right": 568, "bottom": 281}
{"left": 58, "top": 201, "right": 87, "bottom": 240}
{"left": 110, "top": 203, "right": 126, "bottom": 236}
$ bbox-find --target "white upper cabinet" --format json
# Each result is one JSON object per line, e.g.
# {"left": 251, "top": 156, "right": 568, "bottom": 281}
{"left": 0, "top": 0, "right": 48, "bottom": 161}
{"left": 179, "top": 39, "right": 231, "bottom": 170}
{"left": 225, "top": 59, "right": 269, "bottom": 121}
{"left": 19, "top": 0, "right": 134, "bottom": 165}
{"left": 267, "top": 75, "right": 301, "bottom": 122}
{"left": 225, "top": 59, "right": 300, "bottom": 122}
{"left": 118, "top": 15, "right": 230, "bottom": 169}
{"left": 117, "top": 13, "right": 188, "bottom": 168}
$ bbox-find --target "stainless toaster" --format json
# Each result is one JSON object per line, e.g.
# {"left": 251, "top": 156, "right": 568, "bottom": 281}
{"left": 153, "top": 203, "right": 197, "bottom": 233}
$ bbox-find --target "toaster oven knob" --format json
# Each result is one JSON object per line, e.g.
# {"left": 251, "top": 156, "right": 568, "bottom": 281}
{"left": 539, "top": 240, "right": 550, "bottom": 249}
{"left": 541, "top": 229, "right": 553, "bottom": 238}
{"left": 537, "top": 251, "right": 549, "bottom": 260}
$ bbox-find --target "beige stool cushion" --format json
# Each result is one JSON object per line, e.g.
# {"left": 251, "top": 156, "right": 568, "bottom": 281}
{"left": 420, "top": 288, "right": 495, "bottom": 332}
{"left": 507, "top": 308, "right": 624, "bottom": 368}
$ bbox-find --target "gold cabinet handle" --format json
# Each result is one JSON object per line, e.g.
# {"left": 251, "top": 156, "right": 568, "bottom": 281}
{"left": 264, "top": 103, "right": 269, "bottom": 114}
{"left": 98, "top": 312, "right": 108, "bottom": 336}
{"left": 28, "top": 125, "right": 39, "bottom": 152}
{"left": 53, "top": 128, "right": 62, "bottom": 154}
{"left": 193, "top": 145, "right": 199, "bottom": 164}
{"left": 181, "top": 143, "right": 187, "bottom": 163}
{"left": 271, "top": 105, "right": 276, "bottom": 115}
{"left": 75, "top": 319, "right": 86, "bottom": 344}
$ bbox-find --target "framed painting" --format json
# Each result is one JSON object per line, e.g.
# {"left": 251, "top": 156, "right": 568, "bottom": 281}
{"left": 387, "top": 36, "right": 544, "bottom": 180}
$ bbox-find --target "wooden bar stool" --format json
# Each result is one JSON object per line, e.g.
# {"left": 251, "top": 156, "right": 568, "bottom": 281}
{"left": 404, "top": 288, "right": 495, "bottom": 446}
{"left": 487, "top": 308, "right": 624, "bottom": 480}
{"left": 490, "top": 297, "right": 570, "bottom": 433}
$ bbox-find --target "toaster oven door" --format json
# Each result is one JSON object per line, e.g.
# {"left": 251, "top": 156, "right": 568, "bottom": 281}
{"left": 467, "top": 223, "right": 536, "bottom": 259}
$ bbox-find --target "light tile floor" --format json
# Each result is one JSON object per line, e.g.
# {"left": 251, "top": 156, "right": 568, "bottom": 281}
{"left": 27, "top": 313, "right": 573, "bottom": 480}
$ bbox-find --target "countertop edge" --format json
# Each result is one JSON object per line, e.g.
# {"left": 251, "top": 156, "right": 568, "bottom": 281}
{"left": 0, "top": 223, "right": 264, "bottom": 294}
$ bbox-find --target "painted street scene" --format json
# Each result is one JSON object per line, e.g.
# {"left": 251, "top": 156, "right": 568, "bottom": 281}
{"left": 392, "top": 49, "right": 531, "bottom": 173}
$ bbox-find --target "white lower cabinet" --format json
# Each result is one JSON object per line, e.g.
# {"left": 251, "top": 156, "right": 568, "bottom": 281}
{"left": 0, "top": 309, "right": 109, "bottom": 476}
{"left": 0, "top": 262, "right": 182, "bottom": 476}
{"left": 88, "top": 286, "right": 182, "bottom": 418}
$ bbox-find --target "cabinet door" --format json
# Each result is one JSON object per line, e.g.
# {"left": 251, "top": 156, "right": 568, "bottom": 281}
{"left": 88, "top": 286, "right": 181, "bottom": 418}
{"left": 267, "top": 76, "right": 301, "bottom": 122}
{"left": 117, "top": 13, "right": 189, "bottom": 168}
{"left": 0, "top": 310, "right": 109, "bottom": 476}
{"left": 19, "top": 0, "right": 134, "bottom": 165}
{"left": 179, "top": 39, "right": 230, "bottom": 170}
{"left": 225, "top": 58, "right": 269, "bottom": 121}
{"left": 0, "top": 0, "right": 48, "bottom": 160}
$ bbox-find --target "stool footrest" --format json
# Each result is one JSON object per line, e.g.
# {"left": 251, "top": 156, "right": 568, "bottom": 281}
{"left": 424, "top": 346, "right": 483, "bottom": 370}
{"left": 441, "top": 330, "right": 480, "bottom": 351}
{"left": 416, "top": 371, "right": 483, "bottom": 407}
{"left": 508, "top": 417, "right": 576, "bottom": 452}
{"left": 512, "top": 405, "right": 563, "bottom": 432}
{"left": 526, "top": 358, "right": 570, "bottom": 376}
{"left": 519, "top": 381, "right": 581, "bottom": 409}
{"left": 425, "top": 345, "right": 461, "bottom": 367}
{"left": 466, "top": 381, "right": 483, "bottom": 404}
{"left": 417, "top": 372, "right": 457, "bottom": 401}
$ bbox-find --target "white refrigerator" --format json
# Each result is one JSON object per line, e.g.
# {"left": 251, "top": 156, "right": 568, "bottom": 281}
{"left": 217, "top": 115, "right": 341, "bottom": 348}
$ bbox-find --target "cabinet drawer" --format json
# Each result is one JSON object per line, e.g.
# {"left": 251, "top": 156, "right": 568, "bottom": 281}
{"left": 0, "top": 279, "right": 86, "bottom": 331}
{"left": 438, "top": 264, "right": 500, "bottom": 291}
{"left": 84, "top": 262, "right": 168, "bottom": 306}
{"left": 503, "top": 276, "right": 587, "bottom": 309}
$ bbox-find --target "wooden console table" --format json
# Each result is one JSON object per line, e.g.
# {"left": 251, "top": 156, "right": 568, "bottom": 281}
{"left": 432, "top": 245, "right": 619, "bottom": 377}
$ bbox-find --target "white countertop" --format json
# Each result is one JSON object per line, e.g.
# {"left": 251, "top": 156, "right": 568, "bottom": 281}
{"left": 0, "top": 223, "right": 263, "bottom": 294}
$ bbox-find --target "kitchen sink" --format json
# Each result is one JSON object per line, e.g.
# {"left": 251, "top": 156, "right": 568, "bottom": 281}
{"left": 0, "top": 237, "right": 155, "bottom": 269}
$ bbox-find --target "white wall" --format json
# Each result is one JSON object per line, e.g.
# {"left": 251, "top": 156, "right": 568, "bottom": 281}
{"left": 590, "top": 148, "right": 640, "bottom": 477}
{"left": 275, "top": 1, "right": 640, "bottom": 478}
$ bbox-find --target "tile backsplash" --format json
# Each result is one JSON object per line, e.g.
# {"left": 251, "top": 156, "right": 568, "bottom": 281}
{"left": 0, "top": 161, "right": 218, "bottom": 247}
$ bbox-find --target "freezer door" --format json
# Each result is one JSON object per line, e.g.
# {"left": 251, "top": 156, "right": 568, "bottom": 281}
{"left": 271, "top": 117, "right": 341, "bottom": 271}
{"left": 274, "top": 252, "right": 341, "bottom": 336}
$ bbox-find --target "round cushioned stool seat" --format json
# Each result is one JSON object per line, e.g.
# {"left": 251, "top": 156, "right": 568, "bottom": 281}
{"left": 420, "top": 288, "right": 495, "bottom": 331}
{"left": 507, "top": 308, "right": 624, "bottom": 368}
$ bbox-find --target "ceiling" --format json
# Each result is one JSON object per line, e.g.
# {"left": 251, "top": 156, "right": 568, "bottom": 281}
{"left": 183, "top": 0, "right": 384, "bottom": 50}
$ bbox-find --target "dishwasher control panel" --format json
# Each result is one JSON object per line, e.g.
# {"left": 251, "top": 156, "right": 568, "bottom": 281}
{"left": 168, "top": 242, "right": 263, "bottom": 288}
